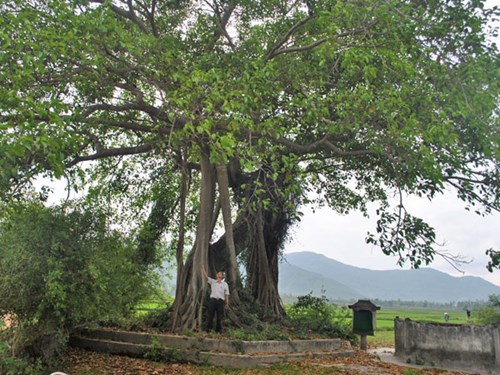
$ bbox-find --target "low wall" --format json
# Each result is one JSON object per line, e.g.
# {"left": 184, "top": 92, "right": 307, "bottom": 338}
{"left": 74, "top": 328, "right": 342, "bottom": 354}
{"left": 70, "top": 328, "right": 350, "bottom": 369}
{"left": 394, "top": 318, "right": 500, "bottom": 374}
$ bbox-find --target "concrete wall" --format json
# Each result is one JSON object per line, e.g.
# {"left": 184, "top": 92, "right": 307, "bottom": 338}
{"left": 394, "top": 318, "right": 500, "bottom": 374}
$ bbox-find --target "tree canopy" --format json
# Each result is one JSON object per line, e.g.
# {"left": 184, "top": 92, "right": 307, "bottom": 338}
{"left": 1, "top": 0, "right": 499, "bottom": 331}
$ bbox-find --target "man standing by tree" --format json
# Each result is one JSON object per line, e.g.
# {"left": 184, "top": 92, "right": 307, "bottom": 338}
{"left": 201, "top": 265, "right": 229, "bottom": 333}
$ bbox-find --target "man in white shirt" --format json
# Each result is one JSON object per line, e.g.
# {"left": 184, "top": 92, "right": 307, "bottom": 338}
{"left": 201, "top": 265, "right": 230, "bottom": 333}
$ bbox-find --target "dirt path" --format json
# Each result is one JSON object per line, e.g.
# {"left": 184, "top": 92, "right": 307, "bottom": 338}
{"left": 59, "top": 347, "right": 472, "bottom": 375}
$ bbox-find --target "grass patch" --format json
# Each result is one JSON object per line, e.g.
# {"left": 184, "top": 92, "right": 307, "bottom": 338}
{"left": 133, "top": 297, "right": 173, "bottom": 317}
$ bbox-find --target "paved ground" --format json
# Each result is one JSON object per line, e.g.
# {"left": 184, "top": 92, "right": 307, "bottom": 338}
{"left": 369, "top": 347, "right": 488, "bottom": 375}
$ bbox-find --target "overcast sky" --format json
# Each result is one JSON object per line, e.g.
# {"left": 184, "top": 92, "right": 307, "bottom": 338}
{"left": 285, "top": 191, "right": 500, "bottom": 287}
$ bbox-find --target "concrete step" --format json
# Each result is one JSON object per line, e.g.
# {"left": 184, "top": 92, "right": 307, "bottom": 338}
{"left": 74, "top": 328, "right": 343, "bottom": 354}
{"left": 70, "top": 328, "right": 353, "bottom": 369}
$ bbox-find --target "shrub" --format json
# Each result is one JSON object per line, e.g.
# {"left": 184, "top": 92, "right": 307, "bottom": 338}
{"left": 139, "top": 306, "right": 172, "bottom": 331}
{"left": 286, "top": 293, "right": 356, "bottom": 342}
{"left": 0, "top": 202, "right": 156, "bottom": 364}
{"left": 475, "top": 308, "right": 500, "bottom": 325}
{"left": 0, "top": 336, "right": 43, "bottom": 375}
{"left": 475, "top": 294, "right": 500, "bottom": 325}
{"left": 144, "top": 337, "right": 187, "bottom": 363}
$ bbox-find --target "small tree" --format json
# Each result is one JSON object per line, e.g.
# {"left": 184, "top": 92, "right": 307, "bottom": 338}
{"left": 475, "top": 294, "right": 500, "bottom": 325}
{"left": 286, "top": 293, "right": 354, "bottom": 341}
{"left": 487, "top": 294, "right": 500, "bottom": 308}
{"left": 0, "top": 202, "right": 156, "bottom": 362}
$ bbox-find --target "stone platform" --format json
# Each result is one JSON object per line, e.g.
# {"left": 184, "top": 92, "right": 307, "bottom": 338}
{"left": 70, "top": 328, "right": 353, "bottom": 369}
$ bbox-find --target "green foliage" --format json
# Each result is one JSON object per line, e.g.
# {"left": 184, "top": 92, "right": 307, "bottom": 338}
{"left": 138, "top": 306, "right": 172, "bottom": 331}
{"left": 144, "top": 337, "right": 187, "bottom": 363}
{"left": 475, "top": 294, "right": 500, "bottom": 324}
{"left": 486, "top": 249, "right": 500, "bottom": 272}
{"left": 487, "top": 294, "right": 500, "bottom": 308}
{"left": 286, "top": 294, "right": 355, "bottom": 342}
{"left": 0, "top": 339, "right": 42, "bottom": 375}
{"left": 475, "top": 308, "right": 500, "bottom": 325}
{"left": 225, "top": 322, "right": 291, "bottom": 341}
{"left": 367, "top": 209, "right": 437, "bottom": 268}
{"left": 0, "top": 321, "right": 43, "bottom": 375}
{"left": 0, "top": 202, "right": 156, "bottom": 362}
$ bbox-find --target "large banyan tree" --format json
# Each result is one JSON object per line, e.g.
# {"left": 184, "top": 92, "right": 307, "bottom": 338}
{"left": 1, "top": 0, "right": 499, "bottom": 331}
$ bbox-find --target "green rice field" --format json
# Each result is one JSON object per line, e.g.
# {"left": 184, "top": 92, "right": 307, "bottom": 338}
{"left": 368, "top": 308, "right": 471, "bottom": 347}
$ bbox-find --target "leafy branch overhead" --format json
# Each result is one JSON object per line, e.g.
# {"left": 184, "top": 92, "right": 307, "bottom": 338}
{"left": 1, "top": 0, "right": 499, "bottom": 329}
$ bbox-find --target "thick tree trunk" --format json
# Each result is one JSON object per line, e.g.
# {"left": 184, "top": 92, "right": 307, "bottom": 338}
{"left": 169, "top": 158, "right": 189, "bottom": 330}
{"left": 215, "top": 162, "right": 240, "bottom": 305}
{"left": 247, "top": 205, "right": 285, "bottom": 319}
{"left": 168, "top": 150, "right": 216, "bottom": 332}
{"left": 208, "top": 157, "right": 295, "bottom": 321}
{"left": 209, "top": 202, "right": 288, "bottom": 320}
{"left": 168, "top": 156, "right": 295, "bottom": 330}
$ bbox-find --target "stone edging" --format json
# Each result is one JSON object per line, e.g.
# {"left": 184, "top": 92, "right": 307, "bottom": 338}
{"left": 70, "top": 328, "right": 353, "bottom": 369}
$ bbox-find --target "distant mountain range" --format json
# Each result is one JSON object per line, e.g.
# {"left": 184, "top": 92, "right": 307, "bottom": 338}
{"left": 279, "top": 251, "right": 500, "bottom": 303}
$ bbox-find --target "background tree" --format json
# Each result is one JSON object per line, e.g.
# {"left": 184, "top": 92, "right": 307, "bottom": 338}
{"left": 1, "top": 0, "right": 498, "bottom": 332}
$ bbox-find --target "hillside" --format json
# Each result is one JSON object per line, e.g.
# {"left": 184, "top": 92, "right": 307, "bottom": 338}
{"left": 278, "top": 263, "right": 364, "bottom": 300}
{"left": 280, "top": 251, "right": 500, "bottom": 302}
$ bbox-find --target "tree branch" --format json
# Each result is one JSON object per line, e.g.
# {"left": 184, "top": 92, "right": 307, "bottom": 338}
{"left": 265, "top": 15, "right": 318, "bottom": 61}
{"left": 83, "top": 102, "right": 168, "bottom": 121}
{"left": 67, "top": 143, "right": 156, "bottom": 167}
{"left": 445, "top": 179, "right": 499, "bottom": 213}
{"left": 205, "top": 0, "right": 237, "bottom": 51}
{"left": 266, "top": 19, "right": 379, "bottom": 61}
{"left": 133, "top": 0, "right": 159, "bottom": 36}
{"left": 85, "top": 118, "right": 157, "bottom": 133}
{"left": 277, "top": 134, "right": 378, "bottom": 158}
{"left": 219, "top": 1, "right": 237, "bottom": 50}
{"left": 444, "top": 174, "right": 496, "bottom": 186}
{"left": 90, "top": 0, "right": 149, "bottom": 34}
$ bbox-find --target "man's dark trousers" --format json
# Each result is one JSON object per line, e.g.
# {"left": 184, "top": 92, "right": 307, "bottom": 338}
{"left": 207, "top": 297, "right": 225, "bottom": 332}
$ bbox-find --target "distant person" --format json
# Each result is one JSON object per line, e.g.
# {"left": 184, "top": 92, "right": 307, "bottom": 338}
{"left": 466, "top": 308, "right": 471, "bottom": 321}
{"left": 444, "top": 312, "right": 449, "bottom": 323}
{"left": 201, "top": 264, "right": 229, "bottom": 333}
